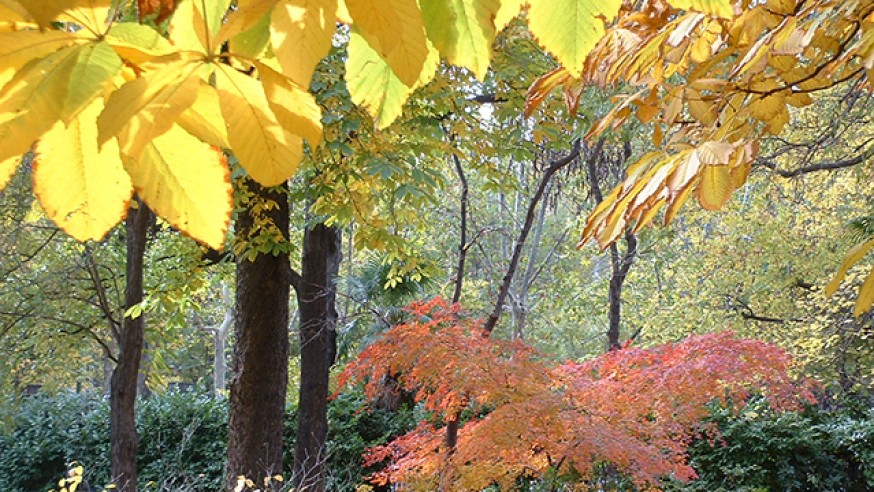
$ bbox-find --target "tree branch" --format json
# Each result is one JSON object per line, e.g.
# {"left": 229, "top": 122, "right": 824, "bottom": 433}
{"left": 484, "top": 140, "right": 582, "bottom": 334}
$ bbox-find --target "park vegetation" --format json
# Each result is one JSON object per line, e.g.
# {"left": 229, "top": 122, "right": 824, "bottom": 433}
{"left": 0, "top": 0, "right": 873, "bottom": 490}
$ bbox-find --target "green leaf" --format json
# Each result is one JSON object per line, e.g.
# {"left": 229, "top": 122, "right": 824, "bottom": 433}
{"left": 419, "top": 0, "right": 499, "bottom": 80}
{"left": 527, "top": 0, "right": 623, "bottom": 78}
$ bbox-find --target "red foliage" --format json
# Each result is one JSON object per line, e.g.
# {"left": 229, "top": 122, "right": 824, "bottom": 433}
{"left": 338, "top": 298, "right": 817, "bottom": 490}
{"left": 137, "top": 0, "right": 177, "bottom": 23}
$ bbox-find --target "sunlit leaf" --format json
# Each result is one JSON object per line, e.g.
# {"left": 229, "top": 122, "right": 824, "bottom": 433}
{"left": 256, "top": 61, "right": 323, "bottom": 147}
{"left": 98, "top": 60, "right": 204, "bottom": 158}
{"left": 527, "top": 0, "right": 622, "bottom": 78}
{"left": 345, "top": 0, "right": 429, "bottom": 86}
{"left": 177, "top": 81, "right": 229, "bottom": 148}
{"left": 0, "top": 154, "right": 20, "bottom": 193}
{"left": 270, "top": 0, "right": 337, "bottom": 87}
{"left": 419, "top": 0, "right": 499, "bottom": 80}
{"left": 345, "top": 29, "right": 438, "bottom": 128}
{"left": 33, "top": 98, "right": 132, "bottom": 241}
{"left": 124, "top": 125, "right": 232, "bottom": 249}
{"left": 215, "top": 64, "right": 302, "bottom": 186}
{"left": 494, "top": 0, "right": 524, "bottom": 31}
{"left": 217, "top": 0, "right": 278, "bottom": 45}
{"left": 105, "top": 23, "right": 175, "bottom": 66}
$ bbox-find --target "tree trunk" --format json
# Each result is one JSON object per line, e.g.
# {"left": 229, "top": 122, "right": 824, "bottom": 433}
{"left": 484, "top": 141, "right": 580, "bottom": 334}
{"left": 292, "top": 222, "right": 342, "bottom": 492}
{"left": 214, "top": 283, "right": 233, "bottom": 395}
{"left": 226, "top": 180, "right": 291, "bottom": 490}
{"left": 110, "top": 200, "right": 152, "bottom": 491}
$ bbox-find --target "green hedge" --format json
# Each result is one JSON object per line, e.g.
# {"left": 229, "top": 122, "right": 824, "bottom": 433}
{"left": 669, "top": 399, "right": 874, "bottom": 492}
{"left": 0, "top": 390, "right": 415, "bottom": 492}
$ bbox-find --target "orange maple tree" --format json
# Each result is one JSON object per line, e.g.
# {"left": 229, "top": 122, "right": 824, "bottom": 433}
{"left": 338, "top": 297, "right": 817, "bottom": 490}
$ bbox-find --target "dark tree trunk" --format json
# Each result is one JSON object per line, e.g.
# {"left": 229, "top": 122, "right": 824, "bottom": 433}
{"left": 484, "top": 141, "right": 580, "bottom": 334}
{"left": 292, "top": 222, "right": 342, "bottom": 492}
{"left": 585, "top": 140, "right": 637, "bottom": 351}
{"left": 110, "top": 200, "right": 153, "bottom": 491}
{"left": 226, "top": 180, "right": 291, "bottom": 490}
{"left": 606, "top": 233, "right": 637, "bottom": 350}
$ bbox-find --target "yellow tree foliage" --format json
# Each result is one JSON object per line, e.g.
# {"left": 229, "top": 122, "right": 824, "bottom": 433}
{"left": 525, "top": 0, "right": 874, "bottom": 313}
{"left": 1, "top": 0, "right": 722, "bottom": 249}
{"left": 2, "top": 0, "right": 870, "bottom": 311}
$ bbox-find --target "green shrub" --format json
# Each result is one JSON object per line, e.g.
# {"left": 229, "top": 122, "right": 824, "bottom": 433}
{"left": 0, "top": 392, "right": 109, "bottom": 492}
{"left": 136, "top": 391, "right": 228, "bottom": 491}
{"left": 669, "top": 399, "right": 874, "bottom": 492}
{"left": 0, "top": 389, "right": 415, "bottom": 491}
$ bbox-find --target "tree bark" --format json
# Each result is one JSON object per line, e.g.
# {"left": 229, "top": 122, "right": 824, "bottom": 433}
{"left": 484, "top": 140, "right": 580, "bottom": 334}
{"left": 110, "top": 200, "right": 153, "bottom": 491}
{"left": 585, "top": 140, "right": 637, "bottom": 350}
{"left": 292, "top": 222, "right": 342, "bottom": 492}
{"left": 226, "top": 180, "right": 291, "bottom": 490}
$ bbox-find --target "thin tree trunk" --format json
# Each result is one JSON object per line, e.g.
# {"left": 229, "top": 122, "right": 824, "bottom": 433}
{"left": 585, "top": 141, "right": 638, "bottom": 350}
{"left": 450, "top": 149, "right": 468, "bottom": 305}
{"left": 226, "top": 180, "right": 291, "bottom": 491}
{"left": 484, "top": 141, "right": 580, "bottom": 334}
{"left": 292, "top": 222, "right": 342, "bottom": 492}
{"left": 110, "top": 199, "right": 152, "bottom": 491}
{"left": 214, "top": 284, "right": 233, "bottom": 394}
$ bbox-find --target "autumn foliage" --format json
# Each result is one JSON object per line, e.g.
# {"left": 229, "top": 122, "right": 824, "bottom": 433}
{"left": 338, "top": 297, "right": 816, "bottom": 490}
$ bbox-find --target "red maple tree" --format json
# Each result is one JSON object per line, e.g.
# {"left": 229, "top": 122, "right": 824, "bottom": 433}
{"left": 338, "top": 297, "right": 816, "bottom": 490}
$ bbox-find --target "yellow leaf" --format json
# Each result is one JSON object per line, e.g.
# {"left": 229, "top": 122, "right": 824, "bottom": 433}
{"left": 855, "top": 266, "right": 874, "bottom": 317}
{"left": 124, "top": 125, "right": 232, "bottom": 249}
{"left": 826, "top": 238, "right": 874, "bottom": 296}
{"left": 256, "top": 61, "right": 323, "bottom": 147}
{"left": 0, "top": 154, "right": 20, "bottom": 193}
{"left": 270, "top": 0, "right": 337, "bottom": 87}
{"left": 0, "top": 30, "right": 80, "bottom": 96}
{"left": 527, "top": 0, "right": 623, "bottom": 78}
{"left": 228, "top": 8, "right": 271, "bottom": 59}
{"left": 494, "top": 0, "right": 524, "bottom": 31}
{"left": 345, "top": 0, "right": 429, "bottom": 86}
{"left": 667, "top": 0, "right": 733, "bottom": 18}
{"left": 177, "top": 81, "right": 230, "bottom": 148}
{"left": 664, "top": 179, "right": 696, "bottom": 226}
{"left": 694, "top": 141, "right": 734, "bottom": 165}
{"left": 419, "top": 0, "right": 499, "bottom": 80}
{"left": 105, "top": 23, "right": 175, "bottom": 66}
{"left": 19, "top": 0, "right": 76, "bottom": 28}
{"left": 33, "top": 98, "right": 133, "bottom": 241}
{"left": 525, "top": 67, "right": 571, "bottom": 118}
{"left": 215, "top": 64, "right": 302, "bottom": 186}
{"left": 169, "top": 0, "right": 231, "bottom": 53}
{"left": 345, "top": 28, "right": 438, "bottom": 128}
{"left": 0, "top": 0, "right": 31, "bottom": 23}
{"left": 0, "top": 45, "right": 82, "bottom": 162}
{"left": 58, "top": 0, "right": 113, "bottom": 36}
{"left": 217, "top": 0, "right": 278, "bottom": 45}
{"left": 696, "top": 164, "right": 732, "bottom": 210}
{"left": 747, "top": 90, "right": 787, "bottom": 124}
{"left": 62, "top": 41, "right": 123, "bottom": 123}
{"left": 98, "top": 60, "right": 204, "bottom": 158}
